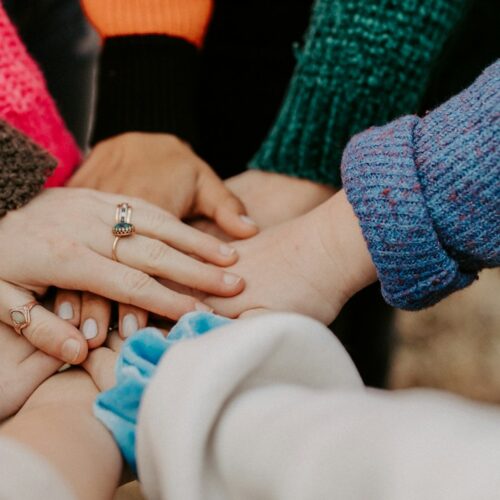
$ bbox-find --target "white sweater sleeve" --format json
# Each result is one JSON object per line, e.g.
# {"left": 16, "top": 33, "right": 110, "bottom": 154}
{"left": 136, "top": 313, "right": 500, "bottom": 500}
{"left": 0, "top": 437, "right": 75, "bottom": 500}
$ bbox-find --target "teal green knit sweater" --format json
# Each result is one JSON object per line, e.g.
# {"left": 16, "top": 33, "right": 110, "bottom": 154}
{"left": 250, "top": 0, "right": 469, "bottom": 187}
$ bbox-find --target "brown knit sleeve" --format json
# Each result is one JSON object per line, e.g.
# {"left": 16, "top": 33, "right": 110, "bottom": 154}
{"left": 0, "top": 120, "right": 56, "bottom": 218}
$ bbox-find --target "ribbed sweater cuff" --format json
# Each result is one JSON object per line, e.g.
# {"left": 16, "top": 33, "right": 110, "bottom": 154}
{"left": 250, "top": 0, "right": 467, "bottom": 188}
{"left": 341, "top": 116, "right": 475, "bottom": 310}
{"left": 91, "top": 35, "right": 199, "bottom": 146}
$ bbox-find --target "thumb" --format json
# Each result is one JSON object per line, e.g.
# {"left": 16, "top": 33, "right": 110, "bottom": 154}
{"left": 196, "top": 169, "right": 258, "bottom": 239}
{"left": 82, "top": 347, "right": 117, "bottom": 391}
{"left": 0, "top": 281, "right": 88, "bottom": 365}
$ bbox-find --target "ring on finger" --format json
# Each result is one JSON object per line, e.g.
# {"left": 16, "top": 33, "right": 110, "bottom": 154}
{"left": 9, "top": 301, "right": 39, "bottom": 336}
{"left": 112, "top": 203, "right": 135, "bottom": 261}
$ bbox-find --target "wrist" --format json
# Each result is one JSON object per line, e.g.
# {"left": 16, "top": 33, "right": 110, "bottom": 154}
{"left": 315, "top": 190, "right": 377, "bottom": 304}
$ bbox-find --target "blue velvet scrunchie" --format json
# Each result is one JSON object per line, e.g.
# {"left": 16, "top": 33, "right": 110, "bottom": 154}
{"left": 94, "top": 312, "right": 231, "bottom": 472}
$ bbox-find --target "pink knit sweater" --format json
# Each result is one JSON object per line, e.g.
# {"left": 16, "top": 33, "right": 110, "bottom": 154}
{"left": 0, "top": 2, "right": 80, "bottom": 187}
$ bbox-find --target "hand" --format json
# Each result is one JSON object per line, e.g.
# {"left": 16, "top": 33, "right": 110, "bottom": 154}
{"left": 69, "top": 132, "right": 258, "bottom": 238}
{"left": 0, "top": 321, "right": 62, "bottom": 421}
{"left": 82, "top": 330, "right": 123, "bottom": 392}
{"left": 0, "top": 188, "right": 244, "bottom": 363}
{"left": 205, "top": 191, "right": 377, "bottom": 325}
{"left": 225, "top": 170, "right": 337, "bottom": 229}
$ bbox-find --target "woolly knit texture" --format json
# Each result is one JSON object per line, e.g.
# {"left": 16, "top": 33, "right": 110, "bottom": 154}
{"left": 0, "top": 120, "right": 56, "bottom": 217}
{"left": 251, "top": 0, "right": 468, "bottom": 186}
{"left": 342, "top": 61, "right": 500, "bottom": 310}
{"left": 0, "top": 2, "right": 80, "bottom": 187}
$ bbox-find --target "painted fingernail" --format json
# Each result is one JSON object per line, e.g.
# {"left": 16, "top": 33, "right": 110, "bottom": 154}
{"left": 122, "top": 314, "right": 138, "bottom": 338}
{"left": 82, "top": 318, "right": 98, "bottom": 340}
{"left": 58, "top": 302, "right": 73, "bottom": 320}
{"left": 195, "top": 303, "right": 213, "bottom": 312}
{"left": 223, "top": 273, "right": 241, "bottom": 286}
{"left": 61, "top": 338, "right": 81, "bottom": 364}
{"left": 240, "top": 215, "right": 257, "bottom": 226}
{"left": 219, "top": 244, "right": 236, "bottom": 257}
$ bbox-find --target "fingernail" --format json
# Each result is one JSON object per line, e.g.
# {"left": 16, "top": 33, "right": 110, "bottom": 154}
{"left": 82, "top": 318, "right": 98, "bottom": 340}
{"left": 240, "top": 215, "right": 257, "bottom": 226}
{"left": 61, "top": 338, "right": 81, "bottom": 364}
{"left": 195, "top": 303, "right": 213, "bottom": 312}
{"left": 223, "top": 273, "right": 241, "bottom": 286}
{"left": 122, "top": 314, "right": 138, "bottom": 338}
{"left": 58, "top": 302, "right": 73, "bottom": 320}
{"left": 219, "top": 244, "right": 236, "bottom": 257}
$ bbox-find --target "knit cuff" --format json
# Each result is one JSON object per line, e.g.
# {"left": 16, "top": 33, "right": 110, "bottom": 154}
{"left": 91, "top": 35, "right": 200, "bottom": 146}
{"left": 0, "top": 121, "right": 56, "bottom": 218}
{"left": 341, "top": 116, "right": 476, "bottom": 310}
{"left": 250, "top": 0, "right": 467, "bottom": 188}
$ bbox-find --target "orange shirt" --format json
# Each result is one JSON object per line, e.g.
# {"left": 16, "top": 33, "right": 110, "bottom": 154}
{"left": 81, "top": 0, "right": 214, "bottom": 48}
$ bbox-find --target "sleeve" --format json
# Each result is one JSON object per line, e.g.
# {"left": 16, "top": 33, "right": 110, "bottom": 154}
{"left": 0, "top": 120, "right": 57, "bottom": 217}
{"left": 0, "top": 438, "right": 75, "bottom": 500}
{"left": 0, "top": 2, "right": 80, "bottom": 187}
{"left": 81, "top": 0, "right": 214, "bottom": 145}
{"left": 135, "top": 313, "right": 500, "bottom": 500}
{"left": 341, "top": 60, "right": 500, "bottom": 310}
{"left": 249, "top": 0, "right": 469, "bottom": 187}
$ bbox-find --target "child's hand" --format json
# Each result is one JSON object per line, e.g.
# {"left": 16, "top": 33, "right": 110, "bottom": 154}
{"left": 0, "top": 322, "right": 62, "bottom": 420}
{"left": 68, "top": 132, "right": 258, "bottom": 239}
{"left": 205, "top": 191, "right": 377, "bottom": 324}
{"left": 82, "top": 331, "right": 124, "bottom": 392}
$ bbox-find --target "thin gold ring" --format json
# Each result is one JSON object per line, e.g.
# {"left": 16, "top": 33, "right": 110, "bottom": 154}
{"left": 9, "top": 301, "right": 39, "bottom": 336}
{"left": 112, "top": 236, "right": 120, "bottom": 261}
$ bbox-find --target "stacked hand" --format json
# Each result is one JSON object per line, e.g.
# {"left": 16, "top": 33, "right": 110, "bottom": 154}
{"left": 0, "top": 188, "right": 246, "bottom": 364}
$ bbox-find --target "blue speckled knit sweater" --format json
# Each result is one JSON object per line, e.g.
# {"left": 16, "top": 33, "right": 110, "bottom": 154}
{"left": 342, "top": 60, "right": 499, "bottom": 310}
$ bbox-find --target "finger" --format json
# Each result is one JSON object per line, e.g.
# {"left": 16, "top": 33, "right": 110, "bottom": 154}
{"left": 196, "top": 169, "right": 259, "bottom": 239}
{"left": 190, "top": 217, "right": 233, "bottom": 241}
{"left": 106, "top": 330, "right": 124, "bottom": 352}
{"left": 238, "top": 308, "right": 272, "bottom": 319}
{"left": 118, "top": 304, "right": 148, "bottom": 340}
{"left": 111, "top": 235, "right": 244, "bottom": 297}
{"left": 82, "top": 347, "right": 118, "bottom": 391}
{"left": 54, "top": 289, "right": 81, "bottom": 326}
{"left": 0, "top": 323, "right": 62, "bottom": 420}
{"left": 80, "top": 292, "right": 112, "bottom": 349}
{"left": 127, "top": 206, "right": 239, "bottom": 267}
{"left": 0, "top": 320, "right": 36, "bottom": 363}
{"left": 63, "top": 250, "right": 212, "bottom": 321}
{"left": 0, "top": 281, "right": 88, "bottom": 364}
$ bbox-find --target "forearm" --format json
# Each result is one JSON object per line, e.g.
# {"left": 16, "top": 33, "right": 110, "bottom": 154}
{"left": 251, "top": 0, "right": 469, "bottom": 186}
{"left": 2, "top": 370, "right": 121, "bottom": 500}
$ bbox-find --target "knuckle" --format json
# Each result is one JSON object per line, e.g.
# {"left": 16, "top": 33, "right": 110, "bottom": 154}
{"left": 50, "top": 238, "right": 84, "bottom": 266}
{"left": 82, "top": 293, "right": 107, "bottom": 309}
{"left": 146, "top": 241, "right": 170, "bottom": 267}
{"left": 145, "top": 211, "right": 167, "bottom": 231}
{"left": 24, "top": 317, "right": 52, "bottom": 348}
{"left": 123, "top": 269, "right": 153, "bottom": 296}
